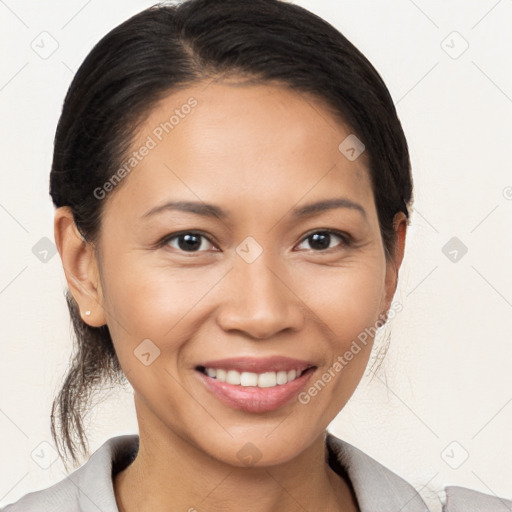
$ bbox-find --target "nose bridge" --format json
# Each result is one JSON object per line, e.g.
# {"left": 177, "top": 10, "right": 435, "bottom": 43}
{"left": 216, "top": 240, "right": 304, "bottom": 338}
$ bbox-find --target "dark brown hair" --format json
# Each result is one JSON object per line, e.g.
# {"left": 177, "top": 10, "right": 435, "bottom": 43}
{"left": 49, "top": 0, "right": 413, "bottom": 469}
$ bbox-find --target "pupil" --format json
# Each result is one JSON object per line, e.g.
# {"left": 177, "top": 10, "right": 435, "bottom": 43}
{"left": 310, "top": 232, "right": 330, "bottom": 250}
{"left": 179, "top": 234, "right": 201, "bottom": 251}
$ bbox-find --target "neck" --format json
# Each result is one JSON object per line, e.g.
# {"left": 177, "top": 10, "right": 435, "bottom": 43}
{"left": 114, "top": 401, "right": 358, "bottom": 512}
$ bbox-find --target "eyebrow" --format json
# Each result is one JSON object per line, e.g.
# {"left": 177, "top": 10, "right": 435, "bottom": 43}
{"left": 141, "top": 197, "right": 367, "bottom": 221}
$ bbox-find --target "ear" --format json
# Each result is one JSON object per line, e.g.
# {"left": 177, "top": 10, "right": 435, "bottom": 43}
{"left": 53, "top": 206, "right": 107, "bottom": 327}
{"left": 381, "top": 211, "right": 408, "bottom": 317}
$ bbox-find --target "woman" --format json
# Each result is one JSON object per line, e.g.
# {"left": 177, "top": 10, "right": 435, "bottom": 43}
{"left": 3, "top": 0, "right": 509, "bottom": 511}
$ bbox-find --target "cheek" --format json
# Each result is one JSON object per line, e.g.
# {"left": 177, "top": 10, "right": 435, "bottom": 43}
{"left": 294, "top": 257, "right": 386, "bottom": 341}
{"left": 100, "top": 254, "right": 225, "bottom": 355}
{"left": 292, "top": 260, "right": 386, "bottom": 405}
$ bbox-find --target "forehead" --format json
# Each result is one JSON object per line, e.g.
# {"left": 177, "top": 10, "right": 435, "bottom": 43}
{"left": 102, "top": 80, "right": 373, "bottom": 222}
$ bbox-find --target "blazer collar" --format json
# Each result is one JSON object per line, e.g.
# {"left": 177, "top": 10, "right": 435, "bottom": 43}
{"left": 77, "top": 434, "right": 137, "bottom": 512}
{"left": 326, "top": 433, "right": 430, "bottom": 512}
{"left": 75, "top": 433, "right": 430, "bottom": 512}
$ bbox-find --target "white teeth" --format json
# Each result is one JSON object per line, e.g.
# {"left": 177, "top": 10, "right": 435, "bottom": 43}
{"left": 276, "top": 371, "right": 288, "bottom": 385}
{"left": 258, "top": 372, "right": 277, "bottom": 387}
{"left": 202, "top": 367, "right": 307, "bottom": 387}
{"left": 240, "top": 372, "right": 258, "bottom": 387}
{"left": 226, "top": 370, "right": 241, "bottom": 385}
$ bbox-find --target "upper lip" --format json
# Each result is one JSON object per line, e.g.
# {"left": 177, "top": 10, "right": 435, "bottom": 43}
{"left": 197, "top": 356, "right": 315, "bottom": 373}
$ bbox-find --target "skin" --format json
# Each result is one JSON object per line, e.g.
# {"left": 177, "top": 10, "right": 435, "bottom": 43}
{"left": 54, "top": 79, "right": 407, "bottom": 512}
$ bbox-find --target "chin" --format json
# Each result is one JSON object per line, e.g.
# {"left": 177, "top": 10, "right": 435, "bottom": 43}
{"left": 194, "top": 425, "right": 320, "bottom": 469}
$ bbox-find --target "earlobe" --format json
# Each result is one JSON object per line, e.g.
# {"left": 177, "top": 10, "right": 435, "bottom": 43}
{"left": 53, "top": 207, "right": 107, "bottom": 327}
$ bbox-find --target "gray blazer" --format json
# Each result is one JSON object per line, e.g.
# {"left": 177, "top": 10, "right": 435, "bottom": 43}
{"left": 2, "top": 433, "right": 510, "bottom": 511}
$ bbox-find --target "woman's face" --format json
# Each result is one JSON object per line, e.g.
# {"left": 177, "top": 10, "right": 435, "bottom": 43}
{"left": 88, "top": 80, "right": 403, "bottom": 466}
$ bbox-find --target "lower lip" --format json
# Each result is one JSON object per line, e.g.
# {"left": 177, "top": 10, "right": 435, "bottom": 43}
{"left": 196, "top": 368, "right": 315, "bottom": 413}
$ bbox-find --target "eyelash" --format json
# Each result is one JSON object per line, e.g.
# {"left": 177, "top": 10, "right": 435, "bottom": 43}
{"left": 157, "top": 229, "right": 353, "bottom": 254}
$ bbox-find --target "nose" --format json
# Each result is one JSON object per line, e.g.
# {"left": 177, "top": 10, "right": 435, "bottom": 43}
{"left": 216, "top": 255, "right": 305, "bottom": 340}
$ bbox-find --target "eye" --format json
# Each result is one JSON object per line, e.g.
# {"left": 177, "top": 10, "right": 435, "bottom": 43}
{"left": 158, "top": 229, "right": 351, "bottom": 254}
{"left": 295, "top": 229, "right": 351, "bottom": 252}
{"left": 162, "top": 231, "right": 217, "bottom": 253}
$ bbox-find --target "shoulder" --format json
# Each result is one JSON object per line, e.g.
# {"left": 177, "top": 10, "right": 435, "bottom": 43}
{"left": 1, "top": 435, "right": 139, "bottom": 512}
{"left": 326, "top": 432, "right": 511, "bottom": 512}
{"left": 442, "top": 485, "right": 512, "bottom": 512}
{"left": 2, "top": 463, "right": 86, "bottom": 512}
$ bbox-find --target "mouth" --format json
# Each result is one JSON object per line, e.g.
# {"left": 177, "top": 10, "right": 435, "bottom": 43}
{"left": 194, "top": 357, "right": 317, "bottom": 413}
{"left": 196, "top": 366, "right": 312, "bottom": 387}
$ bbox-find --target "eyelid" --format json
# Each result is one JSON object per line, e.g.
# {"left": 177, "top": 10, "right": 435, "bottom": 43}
{"left": 157, "top": 228, "right": 352, "bottom": 253}
{"left": 158, "top": 230, "right": 219, "bottom": 251}
{"left": 296, "top": 228, "right": 352, "bottom": 250}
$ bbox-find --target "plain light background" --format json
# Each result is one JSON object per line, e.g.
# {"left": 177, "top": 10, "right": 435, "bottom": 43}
{"left": 1, "top": 0, "right": 511, "bottom": 510}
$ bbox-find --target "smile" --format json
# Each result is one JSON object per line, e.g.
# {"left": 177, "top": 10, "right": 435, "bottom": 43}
{"left": 198, "top": 367, "right": 305, "bottom": 388}
{"left": 195, "top": 357, "right": 317, "bottom": 413}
